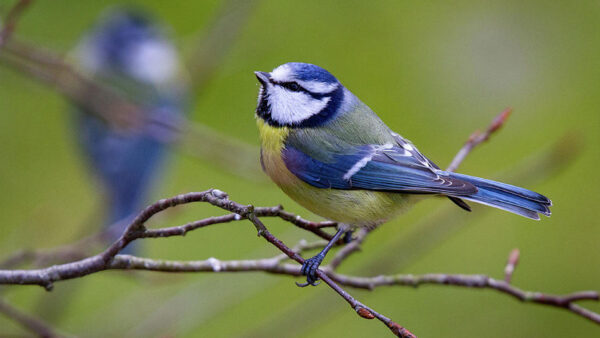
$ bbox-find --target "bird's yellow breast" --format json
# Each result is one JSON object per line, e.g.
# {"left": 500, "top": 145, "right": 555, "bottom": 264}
{"left": 257, "top": 118, "right": 413, "bottom": 227}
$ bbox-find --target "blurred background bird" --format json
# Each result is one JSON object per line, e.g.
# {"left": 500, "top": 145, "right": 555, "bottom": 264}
{"left": 72, "top": 7, "right": 188, "bottom": 253}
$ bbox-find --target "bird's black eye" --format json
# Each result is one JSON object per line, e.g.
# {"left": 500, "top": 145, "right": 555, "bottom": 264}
{"left": 281, "top": 81, "right": 302, "bottom": 92}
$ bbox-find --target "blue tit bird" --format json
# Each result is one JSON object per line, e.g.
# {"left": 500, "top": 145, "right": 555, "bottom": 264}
{"left": 73, "top": 8, "right": 187, "bottom": 252}
{"left": 254, "top": 62, "right": 551, "bottom": 286}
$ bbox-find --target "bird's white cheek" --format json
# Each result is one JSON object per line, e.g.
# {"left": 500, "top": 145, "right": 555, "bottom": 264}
{"left": 269, "top": 87, "right": 329, "bottom": 124}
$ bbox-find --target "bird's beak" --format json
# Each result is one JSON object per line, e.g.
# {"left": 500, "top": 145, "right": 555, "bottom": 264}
{"left": 254, "top": 71, "right": 270, "bottom": 85}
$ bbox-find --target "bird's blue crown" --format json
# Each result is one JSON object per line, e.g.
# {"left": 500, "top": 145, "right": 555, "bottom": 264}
{"left": 284, "top": 62, "right": 339, "bottom": 84}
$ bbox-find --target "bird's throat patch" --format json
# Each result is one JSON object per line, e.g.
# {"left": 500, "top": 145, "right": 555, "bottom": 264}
{"left": 256, "top": 117, "right": 289, "bottom": 154}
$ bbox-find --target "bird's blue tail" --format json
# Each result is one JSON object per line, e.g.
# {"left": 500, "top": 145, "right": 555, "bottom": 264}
{"left": 446, "top": 172, "right": 552, "bottom": 220}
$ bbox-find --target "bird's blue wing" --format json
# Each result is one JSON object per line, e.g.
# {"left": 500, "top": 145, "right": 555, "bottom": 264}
{"left": 282, "top": 144, "right": 477, "bottom": 195}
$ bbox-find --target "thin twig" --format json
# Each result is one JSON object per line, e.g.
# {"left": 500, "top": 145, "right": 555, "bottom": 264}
{"left": 0, "top": 298, "right": 62, "bottom": 338}
{"left": 327, "top": 249, "right": 600, "bottom": 325}
{"left": 327, "top": 272, "right": 599, "bottom": 321}
{"left": 139, "top": 205, "right": 335, "bottom": 241}
{"left": 504, "top": 248, "right": 520, "bottom": 283}
{"left": 186, "top": 0, "right": 260, "bottom": 92}
{"left": 446, "top": 107, "right": 512, "bottom": 172}
{"left": 0, "top": 230, "right": 107, "bottom": 269}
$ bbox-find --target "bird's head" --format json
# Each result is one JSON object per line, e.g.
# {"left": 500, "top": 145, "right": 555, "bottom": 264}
{"left": 255, "top": 62, "right": 345, "bottom": 128}
{"left": 78, "top": 8, "right": 178, "bottom": 85}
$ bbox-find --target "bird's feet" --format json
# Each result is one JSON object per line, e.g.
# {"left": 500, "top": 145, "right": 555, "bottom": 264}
{"left": 296, "top": 253, "right": 325, "bottom": 287}
{"left": 343, "top": 230, "right": 354, "bottom": 244}
{"left": 295, "top": 228, "right": 351, "bottom": 287}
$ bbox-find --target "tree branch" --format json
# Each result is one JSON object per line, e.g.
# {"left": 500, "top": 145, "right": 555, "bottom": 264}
{"left": 187, "top": 0, "right": 260, "bottom": 93}
{"left": 26, "top": 244, "right": 598, "bottom": 327}
{"left": 0, "top": 298, "right": 62, "bottom": 338}
{"left": 1, "top": 188, "right": 598, "bottom": 335}
{"left": 0, "top": 191, "right": 330, "bottom": 289}
{"left": 0, "top": 190, "right": 413, "bottom": 337}
{"left": 327, "top": 249, "right": 600, "bottom": 325}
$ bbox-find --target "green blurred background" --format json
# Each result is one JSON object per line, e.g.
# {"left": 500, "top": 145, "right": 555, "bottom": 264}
{"left": 1, "top": 0, "right": 599, "bottom": 337}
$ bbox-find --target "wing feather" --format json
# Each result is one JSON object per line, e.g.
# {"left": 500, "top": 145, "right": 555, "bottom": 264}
{"left": 282, "top": 143, "right": 477, "bottom": 195}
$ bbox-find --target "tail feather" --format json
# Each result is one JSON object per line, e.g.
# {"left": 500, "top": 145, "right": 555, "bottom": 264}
{"left": 461, "top": 195, "right": 541, "bottom": 220}
{"left": 445, "top": 172, "right": 552, "bottom": 220}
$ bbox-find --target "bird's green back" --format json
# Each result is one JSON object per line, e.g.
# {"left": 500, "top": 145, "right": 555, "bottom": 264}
{"left": 285, "top": 89, "right": 397, "bottom": 161}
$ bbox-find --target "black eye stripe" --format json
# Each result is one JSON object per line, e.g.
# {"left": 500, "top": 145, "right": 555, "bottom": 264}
{"left": 274, "top": 80, "right": 305, "bottom": 92}
{"left": 271, "top": 80, "right": 333, "bottom": 99}
{"left": 283, "top": 82, "right": 301, "bottom": 91}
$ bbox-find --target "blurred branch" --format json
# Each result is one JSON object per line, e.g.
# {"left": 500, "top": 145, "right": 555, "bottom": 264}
{"left": 0, "top": 40, "right": 145, "bottom": 129}
{"left": 0, "top": 297, "right": 62, "bottom": 338}
{"left": 446, "top": 107, "right": 512, "bottom": 172}
{"left": 178, "top": 122, "right": 264, "bottom": 181}
{"left": 505, "top": 131, "right": 584, "bottom": 185}
{"left": 0, "top": 230, "right": 106, "bottom": 269}
{"left": 186, "top": 0, "right": 259, "bottom": 93}
{"left": 0, "top": 0, "right": 32, "bottom": 48}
